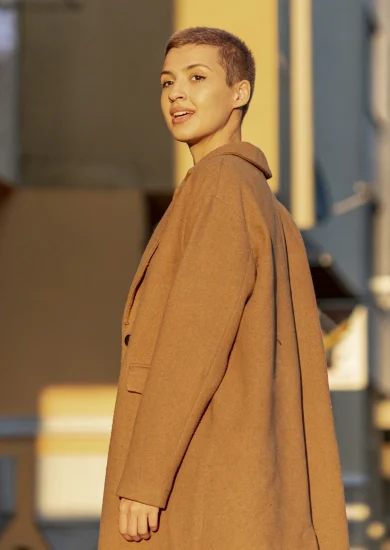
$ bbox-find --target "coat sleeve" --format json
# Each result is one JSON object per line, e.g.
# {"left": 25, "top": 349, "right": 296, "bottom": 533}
{"left": 116, "top": 192, "right": 255, "bottom": 508}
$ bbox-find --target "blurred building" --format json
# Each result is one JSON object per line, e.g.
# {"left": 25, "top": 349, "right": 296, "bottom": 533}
{"left": 0, "top": 0, "right": 390, "bottom": 549}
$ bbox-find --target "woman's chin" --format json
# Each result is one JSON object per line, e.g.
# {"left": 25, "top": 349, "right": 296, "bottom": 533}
{"left": 169, "top": 123, "right": 201, "bottom": 143}
{"left": 173, "top": 136, "right": 192, "bottom": 144}
{"left": 171, "top": 131, "right": 196, "bottom": 144}
{"left": 171, "top": 131, "right": 205, "bottom": 147}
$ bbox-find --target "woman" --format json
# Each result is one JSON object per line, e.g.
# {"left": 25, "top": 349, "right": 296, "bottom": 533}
{"left": 98, "top": 27, "right": 349, "bottom": 549}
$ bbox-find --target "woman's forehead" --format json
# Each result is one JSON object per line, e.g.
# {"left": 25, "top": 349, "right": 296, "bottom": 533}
{"left": 162, "top": 44, "right": 222, "bottom": 73}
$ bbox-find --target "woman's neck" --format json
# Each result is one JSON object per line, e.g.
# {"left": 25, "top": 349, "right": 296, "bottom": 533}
{"left": 189, "top": 126, "right": 242, "bottom": 165}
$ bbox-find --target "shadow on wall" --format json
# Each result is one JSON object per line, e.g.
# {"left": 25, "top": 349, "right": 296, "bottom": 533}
{"left": 0, "top": 187, "right": 147, "bottom": 415}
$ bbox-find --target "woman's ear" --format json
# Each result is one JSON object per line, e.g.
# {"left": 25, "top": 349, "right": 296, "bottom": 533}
{"left": 234, "top": 80, "right": 251, "bottom": 110}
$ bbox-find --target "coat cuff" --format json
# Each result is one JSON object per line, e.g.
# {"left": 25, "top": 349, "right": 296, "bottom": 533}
{"left": 116, "top": 477, "right": 170, "bottom": 510}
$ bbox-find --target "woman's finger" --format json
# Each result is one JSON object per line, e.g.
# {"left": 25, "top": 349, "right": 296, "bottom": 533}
{"left": 128, "top": 513, "right": 141, "bottom": 542}
{"left": 138, "top": 514, "right": 151, "bottom": 540}
{"left": 148, "top": 509, "right": 160, "bottom": 533}
{"left": 119, "top": 505, "right": 132, "bottom": 542}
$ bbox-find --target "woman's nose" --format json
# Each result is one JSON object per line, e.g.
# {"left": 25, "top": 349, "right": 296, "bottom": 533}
{"left": 168, "top": 86, "right": 187, "bottom": 102}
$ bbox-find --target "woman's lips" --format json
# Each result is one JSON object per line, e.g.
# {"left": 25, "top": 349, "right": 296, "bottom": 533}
{"left": 172, "top": 112, "right": 194, "bottom": 125}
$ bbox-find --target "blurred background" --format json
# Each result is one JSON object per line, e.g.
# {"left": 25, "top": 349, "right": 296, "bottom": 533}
{"left": 0, "top": 0, "right": 389, "bottom": 548}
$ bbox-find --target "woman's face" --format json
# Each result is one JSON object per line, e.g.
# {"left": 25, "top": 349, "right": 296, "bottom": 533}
{"left": 160, "top": 44, "right": 239, "bottom": 145}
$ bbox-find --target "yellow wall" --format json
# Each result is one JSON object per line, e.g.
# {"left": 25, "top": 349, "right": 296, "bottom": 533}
{"left": 174, "top": 0, "right": 279, "bottom": 191}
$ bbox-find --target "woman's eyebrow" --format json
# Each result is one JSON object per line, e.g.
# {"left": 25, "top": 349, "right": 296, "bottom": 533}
{"left": 185, "top": 63, "right": 213, "bottom": 71}
{"left": 161, "top": 63, "right": 213, "bottom": 77}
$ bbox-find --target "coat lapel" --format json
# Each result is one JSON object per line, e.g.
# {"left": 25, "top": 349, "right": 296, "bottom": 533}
{"left": 122, "top": 200, "right": 174, "bottom": 325}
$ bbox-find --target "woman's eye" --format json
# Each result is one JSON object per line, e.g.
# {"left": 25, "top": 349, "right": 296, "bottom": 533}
{"left": 162, "top": 81, "right": 173, "bottom": 88}
{"left": 191, "top": 75, "right": 206, "bottom": 82}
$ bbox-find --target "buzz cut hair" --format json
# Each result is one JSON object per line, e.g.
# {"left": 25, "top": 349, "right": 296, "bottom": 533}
{"left": 165, "top": 27, "right": 256, "bottom": 118}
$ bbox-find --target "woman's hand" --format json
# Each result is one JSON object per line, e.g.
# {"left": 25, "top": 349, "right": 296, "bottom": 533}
{"left": 119, "top": 498, "right": 160, "bottom": 542}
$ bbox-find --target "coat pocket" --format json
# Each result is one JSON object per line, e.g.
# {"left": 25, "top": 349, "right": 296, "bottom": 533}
{"left": 126, "top": 364, "right": 150, "bottom": 394}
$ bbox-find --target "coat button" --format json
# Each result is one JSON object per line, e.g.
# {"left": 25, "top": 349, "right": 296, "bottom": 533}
{"left": 124, "top": 334, "right": 130, "bottom": 346}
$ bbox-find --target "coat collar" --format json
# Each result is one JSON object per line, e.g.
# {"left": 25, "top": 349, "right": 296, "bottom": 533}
{"left": 189, "top": 141, "right": 273, "bottom": 180}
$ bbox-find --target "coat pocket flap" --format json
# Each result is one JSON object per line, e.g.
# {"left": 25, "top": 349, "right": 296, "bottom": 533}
{"left": 126, "top": 364, "right": 149, "bottom": 394}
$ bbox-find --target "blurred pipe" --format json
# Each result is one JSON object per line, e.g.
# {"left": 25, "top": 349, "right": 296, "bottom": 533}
{"left": 0, "top": 7, "right": 19, "bottom": 182}
{"left": 372, "top": 0, "right": 389, "bottom": 126}
{"left": 290, "top": 0, "right": 315, "bottom": 229}
{"left": 372, "top": 0, "right": 390, "bottom": 279}
{"left": 332, "top": 180, "right": 376, "bottom": 216}
{"left": 370, "top": 0, "right": 390, "bottom": 395}
{"left": 322, "top": 320, "right": 349, "bottom": 352}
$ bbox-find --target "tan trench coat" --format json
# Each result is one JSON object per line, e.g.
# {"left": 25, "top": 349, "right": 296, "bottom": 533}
{"left": 98, "top": 142, "right": 349, "bottom": 550}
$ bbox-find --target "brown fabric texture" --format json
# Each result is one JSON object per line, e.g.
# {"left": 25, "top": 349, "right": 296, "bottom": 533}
{"left": 98, "top": 142, "right": 349, "bottom": 550}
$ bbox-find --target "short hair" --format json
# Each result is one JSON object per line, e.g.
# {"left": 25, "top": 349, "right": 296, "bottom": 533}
{"left": 165, "top": 27, "right": 255, "bottom": 118}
